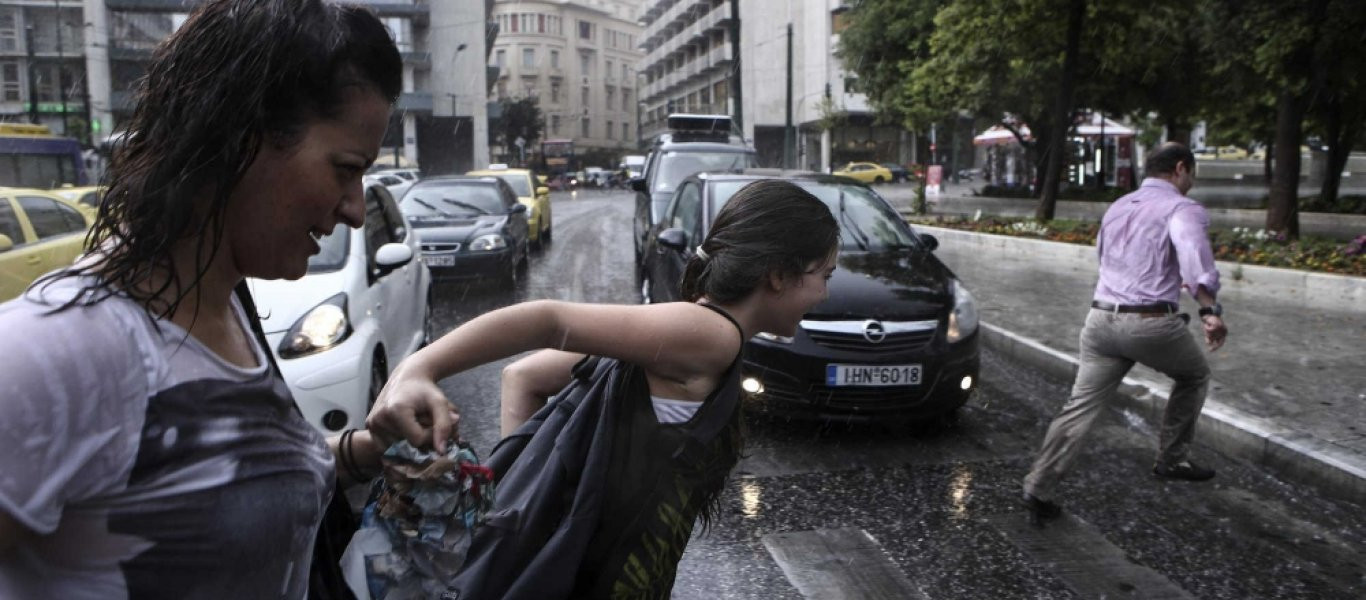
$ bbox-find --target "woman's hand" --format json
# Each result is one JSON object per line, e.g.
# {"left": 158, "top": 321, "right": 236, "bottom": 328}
{"left": 366, "top": 362, "right": 460, "bottom": 454}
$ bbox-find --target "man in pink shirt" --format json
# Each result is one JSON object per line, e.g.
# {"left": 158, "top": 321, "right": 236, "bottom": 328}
{"left": 1022, "top": 142, "right": 1229, "bottom": 527}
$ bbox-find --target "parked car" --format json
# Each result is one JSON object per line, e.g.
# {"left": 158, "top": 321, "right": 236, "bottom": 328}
{"left": 0, "top": 188, "right": 93, "bottom": 302}
{"left": 833, "top": 162, "right": 895, "bottom": 184}
{"left": 372, "top": 167, "right": 421, "bottom": 183}
{"left": 467, "top": 165, "right": 553, "bottom": 249}
{"left": 1193, "top": 146, "right": 1248, "bottom": 160}
{"left": 53, "top": 185, "right": 105, "bottom": 212}
{"left": 365, "top": 172, "right": 415, "bottom": 201}
{"left": 639, "top": 171, "right": 980, "bottom": 422}
{"left": 400, "top": 176, "right": 530, "bottom": 287}
{"left": 633, "top": 113, "right": 758, "bottom": 269}
{"left": 247, "top": 183, "right": 430, "bottom": 433}
{"left": 880, "top": 162, "right": 911, "bottom": 183}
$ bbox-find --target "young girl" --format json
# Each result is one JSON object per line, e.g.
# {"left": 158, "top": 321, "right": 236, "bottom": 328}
{"left": 369, "top": 178, "right": 840, "bottom": 597}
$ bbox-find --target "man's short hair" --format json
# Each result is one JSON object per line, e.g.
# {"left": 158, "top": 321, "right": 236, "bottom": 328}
{"left": 1145, "top": 143, "right": 1195, "bottom": 175}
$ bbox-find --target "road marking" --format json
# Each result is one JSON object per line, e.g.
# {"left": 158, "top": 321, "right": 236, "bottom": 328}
{"left": 762, "top": 528, "right": 927, "bottom": 599}
{"left": 986, "top": 513, "right": 1196, "bottom": 599}
{"left": 736, "top": 431, "right": 1033, "bottom": 478}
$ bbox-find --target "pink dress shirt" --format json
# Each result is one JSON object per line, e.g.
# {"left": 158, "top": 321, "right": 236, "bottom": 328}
{"left": 1093, "top": 178, "right": 1220, "bottom": 305}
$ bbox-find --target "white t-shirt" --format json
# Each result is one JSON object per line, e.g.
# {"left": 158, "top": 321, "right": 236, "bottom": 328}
{"left": 0, "top": 276, "right": 335, "bottom": 600}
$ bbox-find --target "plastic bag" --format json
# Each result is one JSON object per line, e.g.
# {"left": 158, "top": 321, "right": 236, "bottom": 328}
{"left": 341, "top": 441, "right": 496, "bottom": 600}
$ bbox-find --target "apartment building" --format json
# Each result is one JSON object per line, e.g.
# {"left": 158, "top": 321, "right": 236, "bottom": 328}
{"left": 0, "top": 1, "right": 86, "bottom": 139}
{"left": 2, "top": 0, "right": 494, "bottom": 174}
{"left": 636, "top": 0, "right": 736, "bottom": 145}
{"left": 489, "top": 0, "right": 641, "bottom": 164}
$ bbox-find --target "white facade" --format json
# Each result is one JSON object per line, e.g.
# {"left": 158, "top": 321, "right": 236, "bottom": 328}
{"left": 637, "top": 0, "right": 737, "bottom": 144}
{"left": 490, "top": 0, "right": 641, "bottom": 157}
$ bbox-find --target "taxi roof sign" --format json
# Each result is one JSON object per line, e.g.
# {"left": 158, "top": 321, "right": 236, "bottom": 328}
{"left": 487, "top": 163, "right": 509, "bottom": 170}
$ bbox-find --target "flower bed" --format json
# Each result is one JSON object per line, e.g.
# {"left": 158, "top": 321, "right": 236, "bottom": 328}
{"left": 909, "top": 215, "right": 1366, "bottom": 277}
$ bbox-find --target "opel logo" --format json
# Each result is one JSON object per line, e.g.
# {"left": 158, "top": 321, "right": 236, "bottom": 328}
{"left": 862, "top": 320, "right": 886, "bottom": 343}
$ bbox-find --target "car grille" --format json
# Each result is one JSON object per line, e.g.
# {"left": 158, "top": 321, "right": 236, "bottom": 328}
{"left": 762, "top": 378, "right": 936, "bottom": 411}
{"left": 801, "top": 319, "right": 939, "bottom": 353}
{"left": 421, "top": 242, "right": 461, "bottom": 253}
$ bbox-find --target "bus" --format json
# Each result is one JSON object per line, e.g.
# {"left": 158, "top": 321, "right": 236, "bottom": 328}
{"left": 541, "top": 138, "right": 574, "bottom": 178}
{"left": 0, "top": 123, "right": 86, "bottom": 188}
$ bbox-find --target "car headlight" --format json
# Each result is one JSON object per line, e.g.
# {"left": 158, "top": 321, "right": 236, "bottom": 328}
{"left": 470, "top": 234, "right": 507, "bottom": 251}
{"left": 279, "top": 292, "right": 351, "bottom": 358}
{"left": 755, "top": 331, "right": 794, "bottom": 344}
{"left": 946, "top": 281, "right": 979, "bottom": 343}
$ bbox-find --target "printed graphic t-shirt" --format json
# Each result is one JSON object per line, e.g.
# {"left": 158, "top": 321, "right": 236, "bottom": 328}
{"left": 0, "top": 277, "right": 335, "bottom": 600}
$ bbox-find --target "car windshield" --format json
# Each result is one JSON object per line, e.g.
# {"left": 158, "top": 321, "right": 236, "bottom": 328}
{"left": 306, "top": 227, "right": 349, "bottom": 273}
{"left": 489, "top": 173, "right": 531, "bottom": 196}
{"left": 402, "top": 183, "right": 504, "bottom": 217}
{"left": 655, "top": 151, "right": 757, "bottom": 192}
{"left": 710, "top": 180, "right": 920, "bottom": 252}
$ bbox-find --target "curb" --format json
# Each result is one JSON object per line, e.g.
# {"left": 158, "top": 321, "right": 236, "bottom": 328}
{"left": 907, "top": 223, "right": 1365, "bottom": 313}
{"left": 979, "top": 322, "right": 1366, "bottom": 503}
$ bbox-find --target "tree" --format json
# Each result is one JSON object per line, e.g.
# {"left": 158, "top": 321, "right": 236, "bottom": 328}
{"left": 489, "top": 97, "right": 543, "bottom": 166}
{"left": 835, "top": 0, "right": 947, "bottom": 127}
{"left": 1306, "top": 0, "right": 1366, "bottom": 209}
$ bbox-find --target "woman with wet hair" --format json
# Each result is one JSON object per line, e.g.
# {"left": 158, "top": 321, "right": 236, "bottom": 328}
{"left": 370, "top": 178, "right": 840, "bottom": 597}
{"left": 0, "top": 1, "right": 413, "bottom": 597}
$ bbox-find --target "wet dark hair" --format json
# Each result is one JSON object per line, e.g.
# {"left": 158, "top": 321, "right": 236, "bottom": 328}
{"left": 52, "top": 0, "right": 401, "bottom": 317}
{"left": 1145, "top": 142, "right": 1195, "bottom": 176}
{"left": 681, "top": 179, "right": 839, "bottom": 302}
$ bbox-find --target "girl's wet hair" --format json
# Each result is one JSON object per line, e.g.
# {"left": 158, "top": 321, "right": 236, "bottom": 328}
{"left": 681, "top": 179, "right": 838, "bottom": 302}
{"left": 53, "top": 0, "right": 401, "bottom": 317}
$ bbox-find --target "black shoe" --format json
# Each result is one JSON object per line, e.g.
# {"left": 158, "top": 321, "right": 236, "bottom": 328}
{"left": 1152, "top": 460, "right": 1216, "bottom": 481}
{"left": 1022, "top": 493, "right": 1062, "bottom": 527}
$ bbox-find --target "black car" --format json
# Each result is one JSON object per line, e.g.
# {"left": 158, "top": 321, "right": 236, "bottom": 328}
{"left": 398, "top": 176, "right": 530, "bottom": 288}
{"left": 639, "top": 170, "right": 980, "bottom": 422}
{"left": 880, "top": 162, "right": 911, "bottom": 183}
{"left": 632, "top": 114, "right": 758, "bottom": 269}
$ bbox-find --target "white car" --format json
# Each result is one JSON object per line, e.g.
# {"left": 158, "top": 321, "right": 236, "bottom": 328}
{"left": 248, "top": 184, "right": 431, "bottom": 433}
{"left": 365, "top": 173, "right": 416, "bottom": 202}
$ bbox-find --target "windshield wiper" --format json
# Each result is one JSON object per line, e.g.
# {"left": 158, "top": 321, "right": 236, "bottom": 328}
{"left": 408, "top": 197, "right": 455, "bottom": 218}
{"left": 838, "top": 189, "right": 871, "bottom": 252}
{"left": 441, "top": 198, "right": 490, "bottom": 215}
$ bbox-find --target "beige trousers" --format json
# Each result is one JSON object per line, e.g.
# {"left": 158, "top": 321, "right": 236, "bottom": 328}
{"left": 1023, "top": 309, "right": 1211, "bottom": 501}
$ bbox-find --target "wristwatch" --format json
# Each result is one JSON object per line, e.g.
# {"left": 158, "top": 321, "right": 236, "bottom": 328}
{"left": 1198, "top": 303, "right": 1223, "bottom": 318}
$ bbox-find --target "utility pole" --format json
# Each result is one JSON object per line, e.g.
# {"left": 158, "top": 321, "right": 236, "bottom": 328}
{"left": 729, "top": 0, "right": 742, "bottom": 133}
{"left": 25, "top": 25, "right": 38, "bottom": 124}
{"left": 55, "top": 0, "right": 69, "bottom": 137}
{"left": 783, "top": 23, "right": 793, "bottom": 169}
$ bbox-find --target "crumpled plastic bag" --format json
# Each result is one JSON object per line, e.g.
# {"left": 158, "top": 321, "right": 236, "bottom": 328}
{"left": 341, "top": 441, "right": 496, "bottom": 600}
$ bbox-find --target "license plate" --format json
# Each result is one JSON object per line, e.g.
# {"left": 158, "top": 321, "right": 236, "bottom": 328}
{"left": 423, "top": 254, "right": 454, "bottom": 267}
{"left": 825, "top": 364, "right": 922, "bottom": 387}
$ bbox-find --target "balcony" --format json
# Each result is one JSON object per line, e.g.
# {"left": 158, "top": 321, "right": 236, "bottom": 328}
{"left": 709, "top": 44, "right": 732, "bottom": 66}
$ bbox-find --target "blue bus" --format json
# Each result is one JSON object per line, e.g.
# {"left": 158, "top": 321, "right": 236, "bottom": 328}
{"left": 0, "top": 123, "right": 86, "bottom": 188}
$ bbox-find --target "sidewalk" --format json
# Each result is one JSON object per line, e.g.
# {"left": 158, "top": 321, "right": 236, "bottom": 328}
{"left": 880, "top": 189, "right": 1366, "bottom": 501}
{"left": 878, "top": 183, "right": 1366, "bottom": 240}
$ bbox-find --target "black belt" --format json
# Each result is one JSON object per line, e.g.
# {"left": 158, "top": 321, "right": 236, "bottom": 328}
{"left": 1091, "top": 300, "right": 1178, "bottom": 314}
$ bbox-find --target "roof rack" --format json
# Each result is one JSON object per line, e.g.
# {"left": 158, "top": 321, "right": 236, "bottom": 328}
{"left": 662, "top": 113, "right": 740, "bottom": 143}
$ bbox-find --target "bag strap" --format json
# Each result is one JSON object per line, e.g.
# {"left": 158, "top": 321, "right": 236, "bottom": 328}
{"left": 677, "top": 302, "right": 746, "bottom": 453}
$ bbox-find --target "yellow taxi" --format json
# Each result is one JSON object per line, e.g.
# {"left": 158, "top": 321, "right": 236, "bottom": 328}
{"left": 54, "top": 185, "right": 104, "bottom": 219}
{"left": 833, "top": 161, "right": 895, "bottom": 184}
{"left": 466, "top": 165, "right": 553, "bottom": 249}
{"left": 0, "top": 188, "right": 94, "bottom": 301}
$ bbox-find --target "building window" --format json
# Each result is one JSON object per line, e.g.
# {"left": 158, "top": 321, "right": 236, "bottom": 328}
{"left": 550, "top": 82, "right": 560, "bottom": 103}
{"left": 581, "top": 118, "right": 590, "bottom": 137}
{"left": 622, "top": 64, "right": 629, "bottom": 81}
{"left": 522, "top": 48, "right": 535, "bottom": 68}
{"left": 578, "top": 20, "right": 594, "bottom": 41}
{"left": 579, "top": 53, "right": 591, "bottom": 76}
{"left": 548, "top": 15, "right": 561, "bottom": 35}
{"left": 605, "top": 60, "right": 613, "bottom": 79}
{"left": 606, "top": 121, "right": 614, "bottom": 139}
{"left": 606, "top": 87, "right": 614, "bottom": 108}
{"left": 508, "top": 13, "right": 517, "bottom": 32}
{"left": 1, "top": 62, "right": 19, "bottom": 102}
{"left": 551, "top": 115, "right": 560, "bottom": 134}
{"left": 521, "top": 14, "right": 532, "bottom": 34}
{"left": 538, "top": 14, "right": 546, "bottom": 34}
{"left": 622, "top": 123, "right": 629, "bottom": 141}
{"left": 495, "top": 49, "right": 506, "bottom": 68}
{"left": 550, "top": 50, "right": 559, "bottom": 69}
{"left": 0, "top": 10, "right": 17, "bottom": 52}
{"left": 581, "top": 86, "right": 589, "bottom": 106}
{"left": 622, "top": 89, "right": 630, "bottom": 111}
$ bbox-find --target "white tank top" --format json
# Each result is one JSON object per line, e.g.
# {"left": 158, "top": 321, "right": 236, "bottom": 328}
{"left": 650, "top": 395, "right": 702, "bottom": 424}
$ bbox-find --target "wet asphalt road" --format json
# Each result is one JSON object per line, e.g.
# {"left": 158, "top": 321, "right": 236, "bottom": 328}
{"left": 423, "top": 189, "right": 1366, "bottom": 599}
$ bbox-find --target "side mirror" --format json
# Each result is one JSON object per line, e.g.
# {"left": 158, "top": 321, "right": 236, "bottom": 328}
{"left": 374, "top": 242, "right": 414, "bottom": 276}
{"left": 536, "top": 186, "right": 549, "bottom": 196}
{"left": 919, "top": 233, "right": 938, "bottom": 251}
{"left": 510, "top": 203, "right": 528, "bottom": 214}
{"left": 657, "top": 227, "right": 688, "bottom": 251}
{"left": 0, "top": 233, "right": 12, "bottom": 252}
{"left": 630, "top": 177, "right": 647, "bottom": 193}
